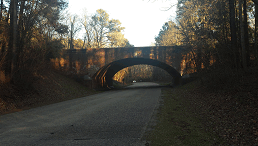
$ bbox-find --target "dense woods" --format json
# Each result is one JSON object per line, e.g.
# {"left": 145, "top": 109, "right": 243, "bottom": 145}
{"left": 0, "top": 0, "right": 68, "bottom": 85}
{"left": 155, "top": 0, "right": 258, "bottom": 74}
{"left": 151, "top": 1, "right": 258, "bottom": 145}
{"left": 0, "top": 0, "right": 134, "bottom": 86}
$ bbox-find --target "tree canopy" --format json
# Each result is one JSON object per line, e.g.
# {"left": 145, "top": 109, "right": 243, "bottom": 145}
{"left": 155, "top": 0, "right": 258, "bottom": 74}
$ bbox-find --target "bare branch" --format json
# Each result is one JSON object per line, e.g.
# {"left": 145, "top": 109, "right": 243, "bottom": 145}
{"left": 253, "top": 0, "right": 258, "bottom": 5}
{"left": 160, "top": 3, "right": 177, "bottom": 11}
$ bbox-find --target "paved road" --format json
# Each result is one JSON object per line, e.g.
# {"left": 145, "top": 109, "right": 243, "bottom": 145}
{"left": 0, "top": 82, "right": 161, "bottom": 146}
{"left": 126, "top": 82, "right": 162, "bottom": 88}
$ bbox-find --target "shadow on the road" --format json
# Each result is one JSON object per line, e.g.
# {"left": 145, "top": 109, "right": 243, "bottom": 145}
{"left": 94, "top": 84, "right": 174, "bottom": 91}
{"left": 118, "top": 85, "right": 172, "bottom": 90}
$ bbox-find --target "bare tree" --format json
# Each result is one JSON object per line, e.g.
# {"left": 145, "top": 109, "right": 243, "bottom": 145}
{"left": 89, "top": 9, "right": 125, "bottom": 48}
{"left": 255, "top": 2, "right": 258, "bottom": 59}
{"left": 6, "top": 0, "right": 17, "bottom": 80}
{"left": 2, "top": 0, "right": 68, "bottom": 84}
{"left": 239, "top": 0, "right": 247, "bottom": 70}
{"left": 0, "top": 0, "right": 3, "bottom": 20}
{"left": 81, "top": 10, "right": 94, "bottom": 48}
{"left": 243, "top": 0, "right": 249, "bottom": 66}
{"left": 229, "top": 0, "right": 238, "bottom": 68}
{"left": 68, "top": 14, "right": 81, "bottom": 50}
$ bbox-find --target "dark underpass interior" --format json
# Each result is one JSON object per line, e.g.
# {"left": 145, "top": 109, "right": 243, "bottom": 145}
{"left": 93, "top": 58, "right": 181, "bottom": 88}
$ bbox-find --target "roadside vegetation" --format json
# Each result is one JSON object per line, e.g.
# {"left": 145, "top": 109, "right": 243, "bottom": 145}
{"left": 142, "top": 0, "right": 258, "bottom": 144}
{"left": 0, "top": 0, "right": 131, "bottom": 113}
{"left": 145, "top": 82, "right": 226, "bottom": 146}
{"left": 145, "top": 67, "right": 258, "bottom": 146}
{"left": 0, "top": 70, "right": 101, "bottom": 115}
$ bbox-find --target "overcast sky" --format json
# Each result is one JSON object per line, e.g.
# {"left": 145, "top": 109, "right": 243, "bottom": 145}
{"left": 67, "top": 0, "right": 178, "bottom": 47}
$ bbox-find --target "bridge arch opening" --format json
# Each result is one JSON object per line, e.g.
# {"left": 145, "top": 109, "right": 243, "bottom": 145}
{"left": 113, "top": 64, "right": 173, "bottom": 84}
{"left": 92, "top": 58, "right": 182, "bottom": 88}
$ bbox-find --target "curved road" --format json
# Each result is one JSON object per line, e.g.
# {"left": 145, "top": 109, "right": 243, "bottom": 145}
{"left": 0, "top": 82, "right": 161, "bottom": 146}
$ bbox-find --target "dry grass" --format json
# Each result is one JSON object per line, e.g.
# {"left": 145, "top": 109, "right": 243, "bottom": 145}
{"left": 145, "top": 83, "right": 226, "bottom": 146}
{"left": 0, "top": 70, "right": 101, "bottom": 115}
{"left": 146, "top": 67, "right": 258, "bottom": 145}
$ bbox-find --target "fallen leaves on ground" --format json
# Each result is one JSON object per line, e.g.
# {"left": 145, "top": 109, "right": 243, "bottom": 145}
{"left": 0, "top": 70, "right": 99, "bottom": 115}
{"left": 184, "top": 70, "right": 258, "bottom": 145}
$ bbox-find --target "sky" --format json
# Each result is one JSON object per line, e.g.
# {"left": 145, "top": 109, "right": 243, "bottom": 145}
{"left": 67, "top": 0, "right": 178, "bottom": 47}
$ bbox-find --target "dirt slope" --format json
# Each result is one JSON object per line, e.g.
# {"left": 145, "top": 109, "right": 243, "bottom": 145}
{"left": 0, "top": 71, "right": 100, "bottom": 115}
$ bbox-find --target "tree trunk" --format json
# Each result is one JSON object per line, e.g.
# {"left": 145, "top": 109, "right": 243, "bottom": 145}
{"left": 69, "top": 21, "right": 74, "bottom": 72}
{"left": 16, "top": 0, "right": 25, "bottom": 70}
{"left": 243, "top": 0, "right": 250, "bottom": 66}
{"left": 255, "top": 3, "right": 258, "bottom": 59}
{"left": 239, "top": 0, "right": 247, "bottom": 70}
{"left": 70, "top": 23, "right": 74, "bottom": 50}
{"left": 196, "top": 47, "right": 202, "bottom": 72}
{"left": 0, "top": 0, "right": 3, "bottom": 57}
{"left": 229, "top": 0, "right": 238, "bottom": 68}
{"left": 0, "top": 0, "right": 3, "bottom": 21}
{"left": 6, "top": 0, "right": 17, "bottom": 81}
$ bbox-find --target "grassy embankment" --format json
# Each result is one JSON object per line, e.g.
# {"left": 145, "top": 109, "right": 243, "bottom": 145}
{"left": 145, "top": 68, "right": 258, "bottom": 145}
{"left": 145, "top": 81, "right": 227, "bottom": 146}
{"left": 0, "top": 71, "right": 102, "bottom": 115}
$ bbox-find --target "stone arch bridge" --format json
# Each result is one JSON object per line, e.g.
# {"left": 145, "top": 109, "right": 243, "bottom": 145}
{"left": 54, "top": 46, "right": 185, "bottom": 88}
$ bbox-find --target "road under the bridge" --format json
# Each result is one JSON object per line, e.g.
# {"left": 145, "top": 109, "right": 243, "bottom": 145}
{"left": 92, "top": 58, "right": 182, "bottom": 88}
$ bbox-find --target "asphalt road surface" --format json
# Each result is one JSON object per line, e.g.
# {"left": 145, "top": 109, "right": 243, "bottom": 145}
{"left": 0, "top": 82, "right": 161, "bottom": 146}
{"left": 126, "top": 82, "right": 162, "bottom": 88}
